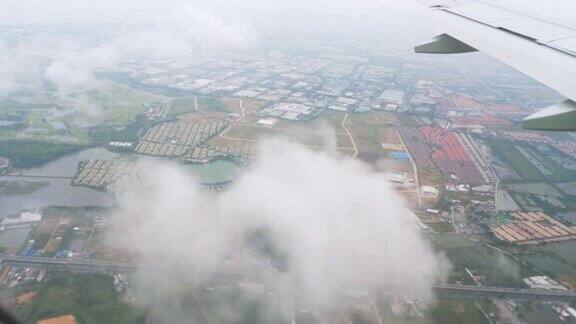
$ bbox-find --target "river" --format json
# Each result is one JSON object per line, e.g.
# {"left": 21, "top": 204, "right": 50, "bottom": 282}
{"left": 0, "top": 148, "right": 241, "bottom": 217}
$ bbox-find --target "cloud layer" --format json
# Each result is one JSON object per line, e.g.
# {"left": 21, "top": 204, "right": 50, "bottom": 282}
{"left": 108, "top": 139, "right": 446, "bottom": 314}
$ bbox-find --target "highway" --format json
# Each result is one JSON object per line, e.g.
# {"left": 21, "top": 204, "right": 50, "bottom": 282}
{"left": 0, "top": 174, "right": 74, "bottom": 180}
{"left": 3, "top": 256, "right": 576, "bottom": 302}
{"left": 434, "top": 283, "right": 576, "bottom": 303}
{"left": 1, "top": 255, "right": 141, "bottom": 271}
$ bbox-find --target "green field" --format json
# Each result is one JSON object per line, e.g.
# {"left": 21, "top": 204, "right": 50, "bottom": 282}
{"left": 428, "top": 234, "right": 534, "bottom": 287}
{"left": 0, "top": 99, "right": 55, "bottom": 111}
{"left": 225, "top": 121, "right": 352, "bottom": 148}
{"left": 504, "top": 182, "right": 563, "bottom": 197}
{"left": 428, "top": 222, "right": 455, "bottom": 234}
{"left": 198, "top": 96, "right": 229, "bottom": 113}
{"left": 428, "top": 233, "right": 474, "bottom": 249}
{"left": 347, "top": 113, "right": 385, "bottom": 158}
{"left": 520, "top": 146, "right": 576, "bottom": 182}
{"left": 194, "top": 286, "right": 285, "bottom": 324}
{"left": 88, "top": 116, "right": 152, "bottom": 144}
{"left": 86, "top": 83, "right": 164, "bottom": 126}
{"left": 0, "top": 108, "right": 90, "bottom": 145}
{"left": 443, "top": 244, "right": 533, "bottom": 287}
{"left": 489, "top": 140, "right": 545, "bottom": 182}
{"left": 0, "top": 180, "right": 49, "bottom": 196}
{"left": 429, "top": 298, "right": 490, "bottom": 324}
{"left": 0, "top": 140, "right": 85, "bottom": 167}
{"left": 167, "top": 96, "right": 227, "bottom": 116}
{"left": 0, "top": 84, "right": 161, "bottom": 146}
{"left": 4, "top": 272, "right": 144, "bottom": 323}
{"left": 518, "top": 241, "right": 576, "bottom": 279}
{"left": 397, "top": 114, "right": 424, "bottom": 127}
{"left": 315, "top": 111, "right": 347, "bottom": 129}
{"left": 167, "top": 97, "right": 197, "bottom": 116}
{"left": 27, "top": 111, "right": 55, "bottom": 133}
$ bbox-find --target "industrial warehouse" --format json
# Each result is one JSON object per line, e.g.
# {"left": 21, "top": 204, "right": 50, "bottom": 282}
{"left": 491, "top": 212, "right": 576, "bottom": 245}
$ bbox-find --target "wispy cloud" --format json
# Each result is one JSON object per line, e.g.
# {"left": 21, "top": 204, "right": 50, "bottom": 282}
{"left": 0, "top": 5, "right": 255, "bottom": 118}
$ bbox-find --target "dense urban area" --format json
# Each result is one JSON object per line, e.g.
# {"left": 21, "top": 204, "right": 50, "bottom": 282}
{"left": 1, "top": 22, "right": 576, "bottom": 324}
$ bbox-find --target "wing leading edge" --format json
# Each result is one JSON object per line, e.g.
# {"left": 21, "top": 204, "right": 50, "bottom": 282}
{"left": 414, "top": 0, "right": 576, "bottom": 131}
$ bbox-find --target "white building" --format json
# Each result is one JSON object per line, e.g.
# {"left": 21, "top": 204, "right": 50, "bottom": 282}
{"left": 523, "top": 276, "right": 568, "bottom": 290}
{"left": 234, "top": 89, "right": 260, "bottom": 98}
{"left": 379, "top": 89, "right": 405, "bottom": 105}
{"left": 1, "top": 210, "right": 42, "bottom": 227}
{"left": 263, "top": 102, "right": 314, "bottom": 120}
{"left": 384, "top": 104, "right": 398, "bottom": 111}
{"left": 472, "top": 185, "right": 492, "bottom": 193}
{"left": 335, "top": 97, "right": 357, "bottom": 106}
{"left": 256, "top": 118, "right": 278, "bottom": 127}
{"left": 283, "top": 111, "right": 300, "bottom": 120}
{"left": 328, "top": 105, "right": 348, "bottom": 112}
{"left": 421, "top": 186, "right": 440, "bottom": 198}
{"left": 385, "top": 173, "right": 407, "bottom": 183}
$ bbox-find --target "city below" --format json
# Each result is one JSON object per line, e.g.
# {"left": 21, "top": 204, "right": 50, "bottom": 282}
{"left": 0, "top": 15, "right": 575, "bottom": 324}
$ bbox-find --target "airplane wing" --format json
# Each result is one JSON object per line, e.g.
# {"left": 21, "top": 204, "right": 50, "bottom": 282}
{"left": 414, "top": 0, "right": 576, "bottom": 131}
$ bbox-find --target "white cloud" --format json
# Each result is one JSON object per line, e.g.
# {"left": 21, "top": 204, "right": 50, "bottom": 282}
{"left": 0, "top": 40, "right": 47, "bottom": 94}
{"left": 108, "top": 139, "right": 447, "bottom": 314}
{"left": 0, "top": 5, "right": 255, "bottom": 118}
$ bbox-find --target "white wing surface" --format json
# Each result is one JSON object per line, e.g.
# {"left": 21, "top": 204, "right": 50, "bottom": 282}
{"left": 414, "top": 0, "right": 576, "bottom": 131}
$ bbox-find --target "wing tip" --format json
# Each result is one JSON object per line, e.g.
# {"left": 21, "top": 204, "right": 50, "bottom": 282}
{"left": 523, "top": 100, "right": 576, "bottom": 131}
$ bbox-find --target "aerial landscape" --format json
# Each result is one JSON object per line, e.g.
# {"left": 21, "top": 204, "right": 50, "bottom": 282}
{"left": 0, "top": 0, "right": 576, "bottom": 323}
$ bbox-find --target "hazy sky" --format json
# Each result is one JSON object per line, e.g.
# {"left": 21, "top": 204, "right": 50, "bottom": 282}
{"left": 0, "top": 0, "right": 430, "bottom": 44}
{"left": 2, "top": 0, "right": 572, "bottom": 38}
{"left": 3, "top": 0, "right": 573, "bottom": 26}
{"left": 0, "top": 0, "right": 435, "bottom": 102}
{"left": 0, "top": 0, "right": 423, "bottom": 24}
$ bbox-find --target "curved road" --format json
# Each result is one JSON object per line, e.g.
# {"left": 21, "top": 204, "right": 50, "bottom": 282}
{"left": 341, "top": 113, "right": 358, "bottom": 158}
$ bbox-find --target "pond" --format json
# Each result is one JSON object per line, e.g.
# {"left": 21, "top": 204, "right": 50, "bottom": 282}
{"left": 183, "top": 159, "right": 241, "bottom": 184}
{"left": 0, "top": 176, "right": 113, "bottom": 217}
{"left": 0, "top": 148, "right": 242, "bottom": 217}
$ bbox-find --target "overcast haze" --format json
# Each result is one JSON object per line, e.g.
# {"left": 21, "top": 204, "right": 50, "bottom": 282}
{"left": 0, "top": 0, "right": 435, "bottom": 114}
{"left": 1, "top": 0, "right": 451, "bottom": 320}
{"left": 0, "top": 0, "right": 429, "bottom": 43}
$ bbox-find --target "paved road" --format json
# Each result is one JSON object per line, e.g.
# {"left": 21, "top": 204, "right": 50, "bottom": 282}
{"left": 434, "top": 283, "right": 576, "bottom": 303}
{"left": 219, "top": 98, "right": 245, "bottom": 140}
{"left": 2, "top": 255, "right": 141, "bottom": 271}
{"left": 1, "top": 174, "right": 74, "bottom": 180}
{"left": 396, "top": 129, "right": 422, "bottom": 208}
{"left": 3, "top": 256, "right": 576, "bottom": 302}
{"left": 341, "top": 113, "right": 358, "bottom": 158}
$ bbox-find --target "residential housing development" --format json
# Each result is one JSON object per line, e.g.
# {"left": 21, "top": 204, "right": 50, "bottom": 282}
{"left": 72, "top": 160, "right": 142, "bottom": 192}
{"left": 135, "top": 120, "right": 228, "bottom": 157}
